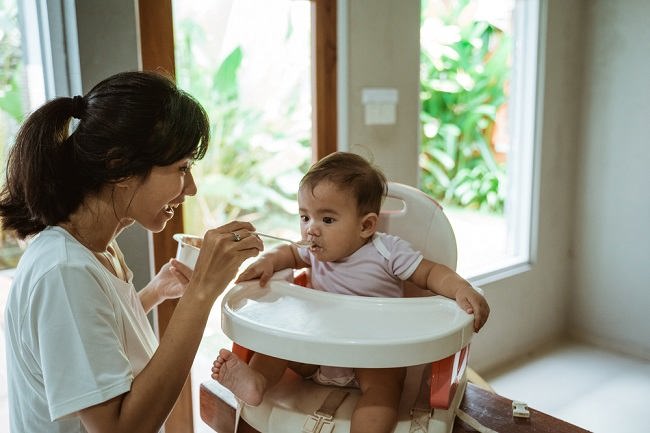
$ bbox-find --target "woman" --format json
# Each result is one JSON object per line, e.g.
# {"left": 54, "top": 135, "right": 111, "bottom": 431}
{"left": 0, "top": 70, "right": 263, "bottom": 432}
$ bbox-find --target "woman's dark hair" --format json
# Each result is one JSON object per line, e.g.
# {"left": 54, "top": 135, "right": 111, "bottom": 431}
{"left": 0, "top": 70, "right": 210, "bottom": 238}
{"left": 300, "top": 151, "right": 387, "bottom": 215}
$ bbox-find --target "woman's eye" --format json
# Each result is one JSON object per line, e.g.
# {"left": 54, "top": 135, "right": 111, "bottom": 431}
{"left": 180, "top": 163, "right": 194, "bottom": 173}
{"left": 323, "top": 217, "right": 334, "bottom": 224}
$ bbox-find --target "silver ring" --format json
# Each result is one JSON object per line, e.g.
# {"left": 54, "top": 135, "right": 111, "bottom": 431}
{"left": 232, "top": 232, "right": 241, "bottom": 242}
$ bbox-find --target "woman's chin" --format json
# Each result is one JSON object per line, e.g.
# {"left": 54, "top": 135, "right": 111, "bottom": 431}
{"left": 139, "top": 217, "right": 170, "bottom": 233}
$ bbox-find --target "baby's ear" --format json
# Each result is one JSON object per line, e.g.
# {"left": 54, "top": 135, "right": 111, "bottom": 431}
{"left": 360, "top": 213, "right": 378, "bottom": 239}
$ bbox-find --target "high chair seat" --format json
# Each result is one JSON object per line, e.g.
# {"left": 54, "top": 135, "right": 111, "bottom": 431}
{"left": 203, "top": 182, "right": 475, "bottom": 433}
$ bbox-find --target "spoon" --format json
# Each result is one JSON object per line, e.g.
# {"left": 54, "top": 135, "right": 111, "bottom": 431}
{"left": 253, "top": 232, "right": 313, "bottom": 248}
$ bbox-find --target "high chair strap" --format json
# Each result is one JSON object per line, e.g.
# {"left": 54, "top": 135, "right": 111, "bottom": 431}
{"left": 302, "top": 389, "right": 349, "bottom": 433}
{"left": 410, "top": 365, "right": 433, "bottom": 433}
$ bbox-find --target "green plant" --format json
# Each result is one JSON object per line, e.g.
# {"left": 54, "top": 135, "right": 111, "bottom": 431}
{"left": 0, "top": 0, "right": 23, "bottom": 123}
{"left": 419, "top": 0, "right": 510, "bottom": 213}
{"left": 174, "top": 18, "right": 310, "bottom": 236}
{"left": 0, "top": 0, "right": 27, "bottom": 269}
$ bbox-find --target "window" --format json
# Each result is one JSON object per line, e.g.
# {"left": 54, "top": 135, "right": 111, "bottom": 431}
{"left": 0, "top": 0, "right": 49, "bottom": 272}
{"left": 419, "top": 0, "right": 542, "bottom": 282}
{"left": 173, "top": 0, "right": 312, "bottom": 241}
{"left": 1, "top": 0, "right": 52, "bottom": 429}
{"left": 171, "top": 1, "right": 314, "bottom": 430}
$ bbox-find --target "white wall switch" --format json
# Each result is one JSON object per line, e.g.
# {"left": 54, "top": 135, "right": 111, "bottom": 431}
{"left": 362, "top": 88, "right": 399, "bottom": 125}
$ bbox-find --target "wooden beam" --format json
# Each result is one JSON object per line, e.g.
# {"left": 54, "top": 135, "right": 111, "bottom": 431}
{"left": 312, "top": 0, "right": 338, "bottom": 160}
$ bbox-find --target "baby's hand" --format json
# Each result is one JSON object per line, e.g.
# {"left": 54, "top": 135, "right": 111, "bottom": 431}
{"left": 455, "top": 286, "right": 490, "bottom": 332}
{"left": 236, "top": 257, "right": 275, "bottom": 286}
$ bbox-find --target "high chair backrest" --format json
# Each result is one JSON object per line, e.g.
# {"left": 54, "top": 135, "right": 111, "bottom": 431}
{"left": 378, "top": 182, "right": 457, "bottom": 271}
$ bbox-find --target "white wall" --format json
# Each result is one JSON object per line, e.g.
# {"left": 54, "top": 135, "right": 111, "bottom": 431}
{"left": 344, "top": 0, "right": 421, "bottom": 185}
{"left": 571, "top": 0, "right": 650, "bottom": 359}
{"left": 74, "top": 0, "right": 153, "bottom": 292}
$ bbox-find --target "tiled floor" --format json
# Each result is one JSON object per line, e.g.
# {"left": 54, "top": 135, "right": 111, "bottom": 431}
{"left": 482, "top": 339, "right": 650, "bottom": 433}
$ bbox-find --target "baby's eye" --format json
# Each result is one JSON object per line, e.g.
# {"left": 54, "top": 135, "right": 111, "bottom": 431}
{"left": 300, "top": 215, "right": 309, "bottom": 223}
{"left": 323, "top": 217, "right": 334, "bottom": 224}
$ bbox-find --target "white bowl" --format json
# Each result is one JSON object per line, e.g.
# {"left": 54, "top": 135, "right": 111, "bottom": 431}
{"left": 173, "top": 233, "right": 202, "bottom": 269}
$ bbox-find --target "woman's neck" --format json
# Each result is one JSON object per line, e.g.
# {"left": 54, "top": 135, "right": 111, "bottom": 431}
{"left": 59, "top": 194, "right": 124, "bottom": 253}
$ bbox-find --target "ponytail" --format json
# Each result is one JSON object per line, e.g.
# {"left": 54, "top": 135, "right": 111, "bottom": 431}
{"left": 0, "top": 97, "right": 82, "bottom": 238}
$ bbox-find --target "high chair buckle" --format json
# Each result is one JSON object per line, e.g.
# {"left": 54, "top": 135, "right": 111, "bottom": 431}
{"left": 409, "top": 407, "right": 432, "bottom": 432}
{"left": 302, "top": 414, "right": 335, "bottom": 433}
{"left": 302, "top": 389, "right": 348, "bottom": 433}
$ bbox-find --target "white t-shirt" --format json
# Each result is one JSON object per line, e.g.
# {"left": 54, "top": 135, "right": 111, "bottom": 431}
{"left": 298, "top": 232, "right": 423, "bottom": 298}
{"left": 4, "top": 226, "right": 158, "bottom": 432}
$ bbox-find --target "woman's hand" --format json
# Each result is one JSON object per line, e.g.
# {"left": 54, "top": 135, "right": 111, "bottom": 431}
{"left": 139, "top": 259, "right": 193, "bottom": 313}
{"left": 187, "top": 221, "right": 264, "bottom": 302}
{"left": 156, "top": 259, "right": 193, "bottom": 299}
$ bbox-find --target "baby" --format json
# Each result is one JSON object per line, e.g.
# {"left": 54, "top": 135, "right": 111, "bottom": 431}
{"left": 212, "top": 152, "right": 489, "bottom": 433}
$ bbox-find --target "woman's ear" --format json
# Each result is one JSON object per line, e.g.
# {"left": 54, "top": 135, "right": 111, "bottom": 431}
{"left": 360, "top": 213, "right": 378, "bottom": 239}
{"left": 114, "top": 176, "right": 134, "bottom": 189}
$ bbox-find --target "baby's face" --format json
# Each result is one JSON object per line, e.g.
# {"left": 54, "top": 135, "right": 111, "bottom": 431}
{"left": 298, "top": 181, "right": 371, "bottom": 262}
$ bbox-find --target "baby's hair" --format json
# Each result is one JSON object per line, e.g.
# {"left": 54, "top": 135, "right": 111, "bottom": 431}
{"left": 300, "top": 152, "right": 387, "bottom": 215}
{"left": 0, "top": 70, "right": 210, "bottom": 238}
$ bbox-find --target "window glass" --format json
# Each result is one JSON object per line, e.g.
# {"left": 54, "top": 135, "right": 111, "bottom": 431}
{"left": 173, "top": 0, "right": 311, "bottom": 241}
{"left": 419, "top": 0, "right": 539, "bottom": 279}
{"left": 171, "top": 2, "right": 312, "bottom": 430}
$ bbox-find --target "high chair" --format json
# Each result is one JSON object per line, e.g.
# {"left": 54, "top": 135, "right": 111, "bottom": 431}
{"left": 202, "top": 182, "right": 477, "bottom": 433}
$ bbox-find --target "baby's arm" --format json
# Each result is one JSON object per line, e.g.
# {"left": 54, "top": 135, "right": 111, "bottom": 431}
{"left": 408, "top": 259, "right": 489, "bottom": 332}
{"left": 236, "top": 244, "right": 307, "bottom": 286}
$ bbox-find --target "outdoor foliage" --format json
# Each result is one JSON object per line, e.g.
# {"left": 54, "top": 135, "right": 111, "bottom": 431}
{"left": 174, "top": 18, "right": 311, "bottom": 237}
{"left": 420, "top": 0, "right": 510, "bottom": 213}
{"left": 0, "top": 0, "right": 23, "bottom": 123}
{"left": 0, "top": 0, "right": 26, "bottom": 269}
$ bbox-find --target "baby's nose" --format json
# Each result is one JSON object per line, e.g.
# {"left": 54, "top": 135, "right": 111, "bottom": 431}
{"left": 306, "top": 222, "right": 319, "bottom": 235}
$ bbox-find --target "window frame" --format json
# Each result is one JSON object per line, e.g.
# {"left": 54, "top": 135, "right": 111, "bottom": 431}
{"left": 465, "top": 0, "right": 546, "bottom": 287}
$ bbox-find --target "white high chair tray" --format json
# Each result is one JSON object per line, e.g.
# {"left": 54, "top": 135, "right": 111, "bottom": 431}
{"left": 221, "top": 280, "right": 474, "bottom": 368}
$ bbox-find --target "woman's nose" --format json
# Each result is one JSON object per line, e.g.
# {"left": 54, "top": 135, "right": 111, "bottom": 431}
{"left": 184, "top": 172, "right": 198, "bottom": 196}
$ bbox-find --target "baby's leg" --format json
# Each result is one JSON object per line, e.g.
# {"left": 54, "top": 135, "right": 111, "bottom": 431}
{"left": 352, "top": 367, "right": 407, "bottom": 433}
{"left": 211, "top": 348, "right": 289, "bottom": 406}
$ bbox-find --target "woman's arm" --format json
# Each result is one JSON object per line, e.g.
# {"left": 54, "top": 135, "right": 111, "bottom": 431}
{"left": 408, "top": 258, "right": 489, "bottom": 332}
{"left": 78, "top": 221, "right": 263, "bottom": 433}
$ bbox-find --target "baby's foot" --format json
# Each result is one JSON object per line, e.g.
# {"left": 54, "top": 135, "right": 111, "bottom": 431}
{"left": 211, "top": 348, "right": 266, "bottom": 406}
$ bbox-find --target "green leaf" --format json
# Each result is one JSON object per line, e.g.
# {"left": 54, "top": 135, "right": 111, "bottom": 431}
{"left": 213, "top": 46, "right": 243, "bottom": 99}
{"left": 0, "top": 76, "right": 23, "bottom": 122}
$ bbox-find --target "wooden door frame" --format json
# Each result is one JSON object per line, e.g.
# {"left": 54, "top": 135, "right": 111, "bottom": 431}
{"left": 312, "top": 0, "right": 338, "bottom": 160}
{"left": 137, "top": 0, "right": 336, "bottom": 431}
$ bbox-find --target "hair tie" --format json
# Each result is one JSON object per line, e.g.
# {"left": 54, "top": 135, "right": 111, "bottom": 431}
{"left": 71, "top": 95, "right": 86, "bottom": 119}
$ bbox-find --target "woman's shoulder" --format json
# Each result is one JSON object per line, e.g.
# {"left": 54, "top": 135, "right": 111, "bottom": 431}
{"left": 23, "top": 226, "right": 92, "bottom": 261}
{"left": 15, "top": 227, "right": 103, "bottom": 286}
